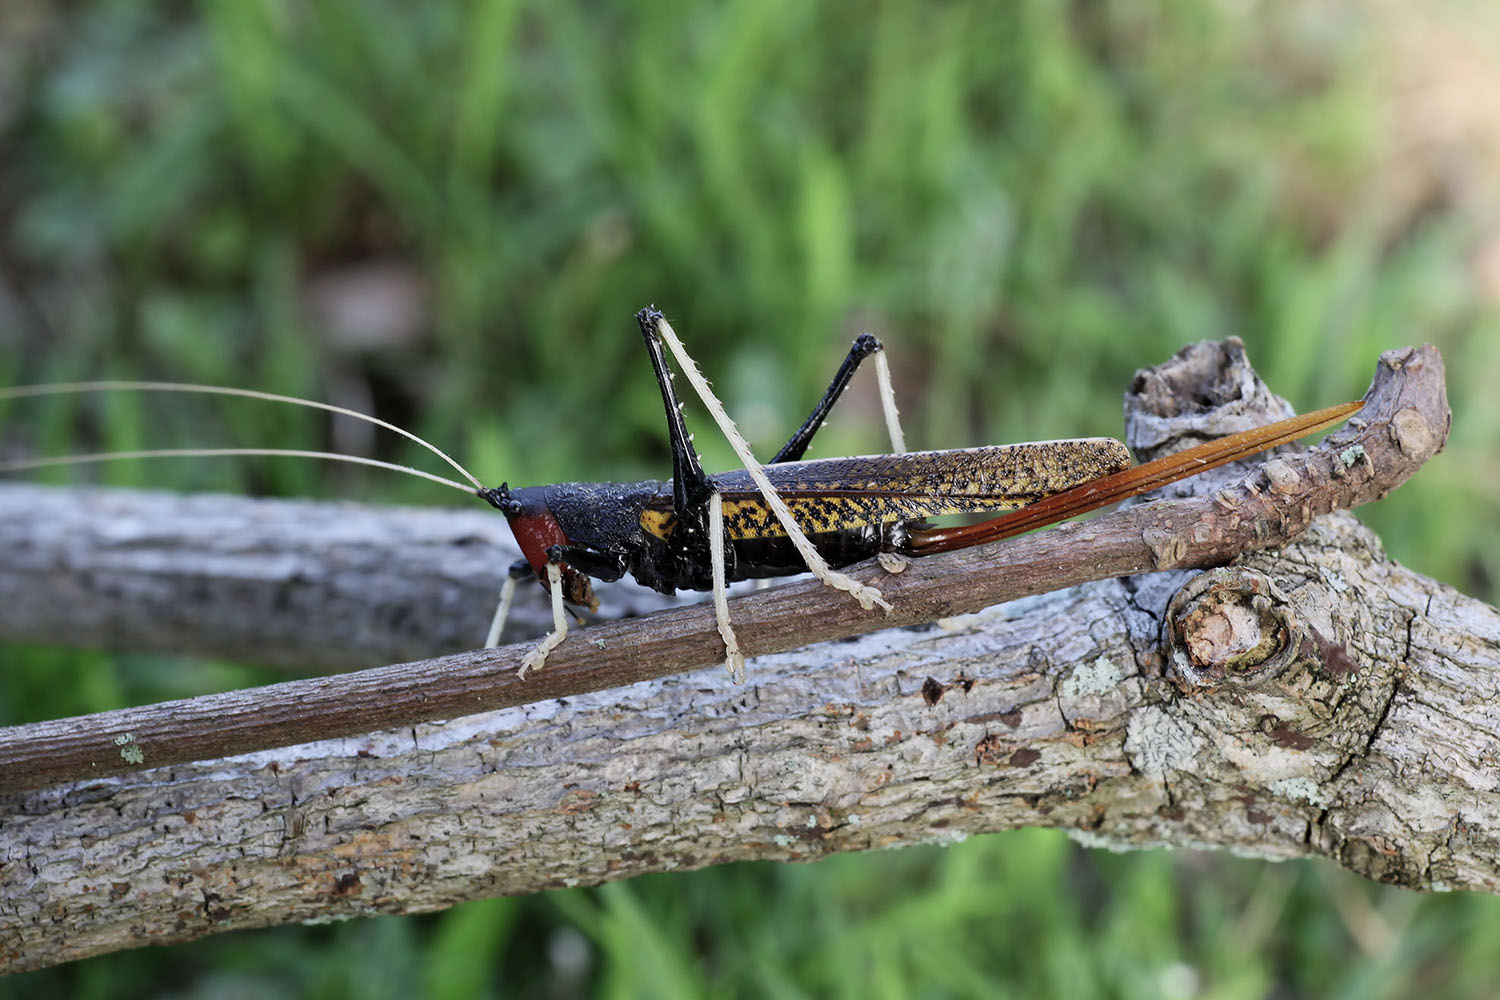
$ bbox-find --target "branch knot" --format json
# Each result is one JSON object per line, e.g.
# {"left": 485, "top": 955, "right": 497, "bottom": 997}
{"left": 1165, "top": 568, "right": 1303, "bottom": 689}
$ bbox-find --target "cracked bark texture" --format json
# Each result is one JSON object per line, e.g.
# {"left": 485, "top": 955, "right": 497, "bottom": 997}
{"left": 1, "top": 340, "right": 1481, "bottom": 973}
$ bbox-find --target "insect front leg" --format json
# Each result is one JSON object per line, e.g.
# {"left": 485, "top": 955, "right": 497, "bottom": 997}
{"left": 510, "top": 544, "right": 627, "bottom": 676}
{"left": 544, "top": 545, "right": 629, "bottom": 583}
{"left": 517, "top": 546, "right": 570, "bottom": 679}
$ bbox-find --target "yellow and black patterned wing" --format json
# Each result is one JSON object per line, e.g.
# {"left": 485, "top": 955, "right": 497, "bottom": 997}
{"left": 702, "top": 439, "right": 1132, "bottom": 540}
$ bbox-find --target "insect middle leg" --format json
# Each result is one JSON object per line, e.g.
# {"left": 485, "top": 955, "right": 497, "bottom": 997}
{"left": 770, "top": 333, "right": 907, "bottom": 463}
{"left": 707, "top": 490, "right": 745, "bottom": 682}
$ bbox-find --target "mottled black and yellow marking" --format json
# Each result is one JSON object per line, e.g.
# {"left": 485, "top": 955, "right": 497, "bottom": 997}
{"left": 640, "top": 508, "right": 677, "bottom": 540}
{"left": 639, "top": 439, "right": 1131, "bottom": 541}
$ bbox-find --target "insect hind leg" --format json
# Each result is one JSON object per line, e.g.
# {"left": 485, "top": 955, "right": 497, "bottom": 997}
{"left": 872, "top": 341, "right": 906, "bottom": 455}
{"left": 642, "top": 309, "right": 891, "bottom": 615}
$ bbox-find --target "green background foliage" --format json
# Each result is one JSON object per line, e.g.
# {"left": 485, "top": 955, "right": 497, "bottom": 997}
{"left": 3, "top": 1, "right": 1499, "bottom": 995}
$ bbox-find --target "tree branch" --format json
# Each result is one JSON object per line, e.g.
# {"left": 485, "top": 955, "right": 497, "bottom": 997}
{"left": 0, "top": 341, "right": 1466, "bottom": 971}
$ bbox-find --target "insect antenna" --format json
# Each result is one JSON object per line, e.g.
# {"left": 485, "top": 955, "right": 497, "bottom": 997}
{"left": 0, "top": 380, "right": 485, "bottom": 494}
{"left": 1, "top": 448, "right": 475, "bottom": 493}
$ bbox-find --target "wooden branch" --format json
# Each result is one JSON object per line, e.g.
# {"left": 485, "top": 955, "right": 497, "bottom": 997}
{"left": 0, "top": 344, "right": 1445, "bottom": 792}
{"left": 1, "top": 341, "right": 1466, "bottom": 972}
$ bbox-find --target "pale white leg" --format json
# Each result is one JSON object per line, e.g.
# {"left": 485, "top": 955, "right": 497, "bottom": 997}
{"left": 874, "top": 345, "right": 908, "bottom": 579}
{"left": 484, "top": 574, "right": 519, "bottom": 648}
{"left": 652, "top": 315, "right": 891, "bottom": 613}
{"left": 873, "top": 348, "right": 907, "bottom": 455}
{"left": 518, "top": 563, "right": 567, "bottom": 679}
{"left": 708, "top": 492, "right": 746, "bottom": 683}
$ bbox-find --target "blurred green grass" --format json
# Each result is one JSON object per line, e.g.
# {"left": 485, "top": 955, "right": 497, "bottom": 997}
{"left": 3, "top": 1, "right": 1499, "bottom": 995}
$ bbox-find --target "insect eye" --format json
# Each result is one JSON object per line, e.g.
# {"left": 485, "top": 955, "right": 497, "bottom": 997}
{"left": 478, "top": 483, "right": 526, "bottom": 518}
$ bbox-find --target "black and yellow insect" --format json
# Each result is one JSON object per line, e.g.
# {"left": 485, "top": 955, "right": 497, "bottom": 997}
{"left": 482, "top": 309, "right": 1132, "bottom": 612}
{"left": 489, "top": 439, "right": 1134, "bottom": 607}
{"left": 1, "top": 306, "right": 1362, "bottom": 680}
{"left": 483, "top": 308, "right": 1361, "bottom": 678}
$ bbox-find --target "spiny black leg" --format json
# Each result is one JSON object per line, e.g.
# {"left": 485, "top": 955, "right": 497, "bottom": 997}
{"left": 646, "top": 307, "right": 893, "bottom": 614}
{"left": 770, "top": 333, "right": 883, "bottom": 464}
{"left": 637, "top": 307, "right": 713, "bottom": 520}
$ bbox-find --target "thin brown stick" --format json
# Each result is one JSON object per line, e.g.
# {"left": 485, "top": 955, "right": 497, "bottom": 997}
{"left": 0, "top": 345, "right": 1447, "bottom": 793}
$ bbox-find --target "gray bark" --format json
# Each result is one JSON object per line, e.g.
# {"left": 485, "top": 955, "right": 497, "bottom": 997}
{"left": 0, "top": 341, "right": 1478, "bottom": 974}
{"left": 0, "top": 485, "right": 680, "bottom": 670}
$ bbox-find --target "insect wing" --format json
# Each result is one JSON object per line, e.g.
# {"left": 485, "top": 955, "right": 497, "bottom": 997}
{"left": 709, "top": 440, "right": 1132, "bottom": 539}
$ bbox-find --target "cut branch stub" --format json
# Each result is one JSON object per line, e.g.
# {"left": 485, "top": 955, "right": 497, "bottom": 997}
{"left": 1127, "top": 337, "right": 1297, "bottom": 458}
{"left": 1133, "top": 518, "right": 1407, "bottom": 877}
{"left": 1165, "top": 567, "right": 1304, "bottom": 689}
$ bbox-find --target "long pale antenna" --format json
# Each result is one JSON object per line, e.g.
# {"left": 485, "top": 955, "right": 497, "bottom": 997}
{"left": 0, "top": 448, "right": 474, "bottom": 493}
{"left": 0, "top": 380, "right": 485, "bottom": 491}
